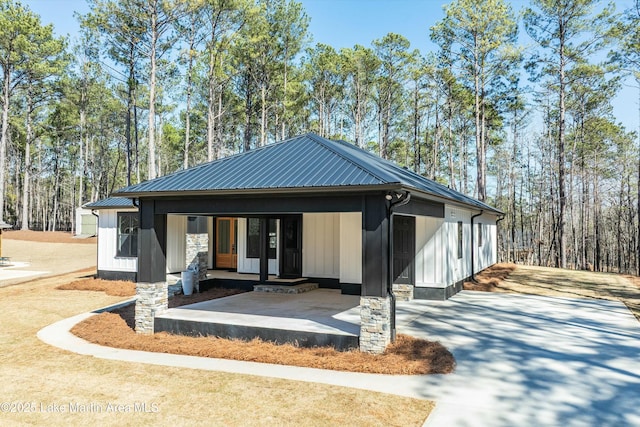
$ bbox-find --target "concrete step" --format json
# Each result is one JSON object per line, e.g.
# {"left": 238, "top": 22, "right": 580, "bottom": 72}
{"left": 253, "top": 282, "right": 319, "bottom": 294}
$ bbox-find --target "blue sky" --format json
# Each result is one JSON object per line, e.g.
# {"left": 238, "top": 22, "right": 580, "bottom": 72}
{"left": 24, "top": 0, "right": 640, "bottom": 135}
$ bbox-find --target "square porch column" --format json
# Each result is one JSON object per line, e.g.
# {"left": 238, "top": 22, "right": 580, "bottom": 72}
{"left": 360, "top": 194, "right": 392, "bottom": 354}
{"left": 186, "top": 216, "right": 209, "bottom": 290}
{"left": 135, "top": 199, "right": 167, "bottom": 334}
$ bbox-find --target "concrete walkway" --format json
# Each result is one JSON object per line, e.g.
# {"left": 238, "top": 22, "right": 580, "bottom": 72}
{"left": 38, "top": 291, "right": 640, "bottom": 426}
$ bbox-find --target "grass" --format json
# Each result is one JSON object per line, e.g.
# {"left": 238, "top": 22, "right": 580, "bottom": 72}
{"left": 465, "top": 263, "right": 640, "bottom": 322}
{"left": 66, "top": 278, "right": 455, "bottom": 375}
{"left": 0, "top": 270, "right": 434, "bottom": 426}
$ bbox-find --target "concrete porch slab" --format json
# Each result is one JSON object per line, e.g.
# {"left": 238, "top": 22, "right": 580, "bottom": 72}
{"left": 155, "top": 289, "right": 361, "bottom": 349}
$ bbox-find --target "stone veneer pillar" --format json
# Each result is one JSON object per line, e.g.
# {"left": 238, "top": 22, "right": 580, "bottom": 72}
{"left": 186, "top": 233, "right": 209, "bottom": 286}
{"left": 135, "top": 281, "right": 168, "bottom": 334}
{"left": 392, "top": 284, "right": 414, "bottom": 301}
{"left": 359, "top": 295, "right": 392, "bottom": 354}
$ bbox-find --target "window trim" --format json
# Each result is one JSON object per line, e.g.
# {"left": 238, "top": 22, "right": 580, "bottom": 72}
{"left": 116, "top": 212, "right": 139, "bottom": 258}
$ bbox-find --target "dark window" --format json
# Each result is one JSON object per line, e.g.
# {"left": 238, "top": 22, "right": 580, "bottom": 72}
{"left": 478, "top": 223, "right": 483, "bottom": 247}
{"left": 457, "top": 221, "right": 463, "bottom": 259}
{"left": 117, "top": 212, "right": 138, "bottom": 257}
{"left": 187, "top": 216, "right": 208, "bottom": 234}
{"left": 246, "top": 218, "right": 277, "bottom": 259}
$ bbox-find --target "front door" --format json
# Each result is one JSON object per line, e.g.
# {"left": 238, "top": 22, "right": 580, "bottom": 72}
{"left": 393, "top": 215, "right": 415, "bottom": 284}
{"left": 215, "top": 217, "right": 237, "bottom": 269}
{"left": 280, "top": 215, "right": 302, "bottom": 278}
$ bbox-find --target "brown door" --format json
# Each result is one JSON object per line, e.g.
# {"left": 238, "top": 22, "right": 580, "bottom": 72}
{"left": 216, "top": 217, "right": 237, "bottom": 269}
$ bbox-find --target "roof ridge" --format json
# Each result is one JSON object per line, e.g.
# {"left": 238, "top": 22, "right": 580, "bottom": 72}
{"left": 305, "top": 134, "right": 395, "bottom": 185}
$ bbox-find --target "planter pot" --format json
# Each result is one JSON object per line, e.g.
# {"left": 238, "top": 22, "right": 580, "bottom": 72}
{"left": 181, "top": 271, "right": 194, "bottom": 296}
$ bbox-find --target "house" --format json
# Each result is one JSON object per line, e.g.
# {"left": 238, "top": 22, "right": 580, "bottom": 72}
{"left": 74, "top": 207, "right": 97, "bottom": 236}
{"left": 90, "top": 133, "right": 502, "bottom": 353}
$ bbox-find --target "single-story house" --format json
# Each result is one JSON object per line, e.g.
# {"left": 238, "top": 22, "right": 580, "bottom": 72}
{"left": 87, "top": 133, "right": 502, "bottom": 353}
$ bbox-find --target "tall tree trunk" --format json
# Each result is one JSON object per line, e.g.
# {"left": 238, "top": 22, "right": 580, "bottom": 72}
{"left": 21, "top": 90, "right": 33, "bottom": 230}
{"left": 207, "top": 42, "right": 216, "bottom": 161}
{"left": 557, "top": 19, "right": 567, "bottom": 269}
{"left": 637, "top": 78, "right": 640, "bottom": 276}
{"left": 281, "top": 55, "right": 288, "bottom": 140}
{"left": 147, "top": 5, "right": 159, "bottom": 180}
{"left": 261, "top": 85, "right": 267, "bottom": 146}
{"left": 0, "top": 67, "right": 10, "bottom": 222}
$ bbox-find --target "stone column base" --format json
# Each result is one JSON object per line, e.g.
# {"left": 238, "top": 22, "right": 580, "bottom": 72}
{"left": 359, "top": 295, "right": 391, "bottom": 354}
{"left": 135, "top": 281, "right": 168, "bottom": 334}
{"left": 392, "top": 284, "right": 414, "bottom": 301}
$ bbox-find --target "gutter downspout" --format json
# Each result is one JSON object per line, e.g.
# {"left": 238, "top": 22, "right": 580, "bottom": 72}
{"left": 495, "top": 215, "right": 505, "bottom": 262}
{"left": 91, "top": 209, "right": 99, "bottom": 276}
{"left": 471, "top": 210, "right": 483, "bottom": 281}
{"left": 387, "top": 191, "right": 411, "bottom": 343}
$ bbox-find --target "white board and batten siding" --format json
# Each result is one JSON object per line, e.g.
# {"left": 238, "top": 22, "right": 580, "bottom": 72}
{"left": 302, "top": 213, "right": 340, "bottom": 279}
{"left": 166, "top": 215, "right": 187, "bottom": 273}
{"left": 96, "top": 208, "right": 137, "bottom": 273}
{"left": 473, "top": 212, "right": 498, "bottom": 273}
{"left": 339, "top": 212, "right": 362, "bottom": 284}
{"left": 413, "top": 206, "right": 499, "bottom": 291}
{"left": 414, "top": 216, "right": 445, "bottom": 288}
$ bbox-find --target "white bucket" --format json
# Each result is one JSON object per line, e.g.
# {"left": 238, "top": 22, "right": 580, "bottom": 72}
{"left": 181, "top": 270, "right": 194, "bottom": 296}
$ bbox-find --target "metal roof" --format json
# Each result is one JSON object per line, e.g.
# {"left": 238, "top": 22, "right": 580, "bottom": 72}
{"left": 84, "top": 197, "right": 136, "bottom": 210}
{"left": 113, "top": 133, "right": 501, "bottom": 214}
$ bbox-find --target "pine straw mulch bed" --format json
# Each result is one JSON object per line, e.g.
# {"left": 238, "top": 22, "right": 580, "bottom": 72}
{"left": 66, "top": 281, "right": 455, "bottom": 375}
{"left": 57, "top": 278, "right": 137, "bottom": 297}
{"left": 463, "top": 263, "right": 517, "bottom": 292}
{"left": 72, "top": 313, "right": 454, "bottom": 375}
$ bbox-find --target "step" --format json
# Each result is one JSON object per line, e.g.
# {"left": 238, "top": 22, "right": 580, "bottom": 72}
{"left": 253, "top": 282, "right": 319, "bottom": 294}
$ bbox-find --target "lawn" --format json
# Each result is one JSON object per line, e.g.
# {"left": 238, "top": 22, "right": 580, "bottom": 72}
{"left": 466, "top": 263, "right": 640, "bottom": 321}
{"left": 0, "top": 270, "right": 434, "bottom": 426}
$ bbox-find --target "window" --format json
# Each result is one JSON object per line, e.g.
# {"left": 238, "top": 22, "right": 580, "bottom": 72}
{"left": 246, "top": 218, "right": 277, "bottom": 259}
{"left": 457, "top": 221, "right": 463, "bottom": 259}
{"left": 187, "top": 216, "right": 208, "bottom": 234}
{"left": 477, "top": 223, "right": 483, "bottom": 247}
{"left": 117, "top": 212, "right": 138, "bottom": 257}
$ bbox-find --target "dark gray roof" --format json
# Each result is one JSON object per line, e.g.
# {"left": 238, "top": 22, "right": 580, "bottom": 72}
{"left": 84, "top": 197, "right": 136, "bottom": 210}
{"left": 113, "top": 133, "right": 501, "bottom": 214}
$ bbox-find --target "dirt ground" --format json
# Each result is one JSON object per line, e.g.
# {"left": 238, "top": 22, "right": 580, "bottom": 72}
{"left": 468, "top": 263, "right": 640, "bottom": 321}
{"left": 0, "top": 270, "right": 434, "bottom": 426}
{"left": 3, "top": 230, "right": 96, "bottom": 244}
{"left": 0, "top": 232, "right": 97, "bottom": 287}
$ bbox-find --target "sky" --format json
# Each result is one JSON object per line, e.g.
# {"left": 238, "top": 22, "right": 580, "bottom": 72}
{"left": 23, "top": 0, "right": 640, "bottom": 135}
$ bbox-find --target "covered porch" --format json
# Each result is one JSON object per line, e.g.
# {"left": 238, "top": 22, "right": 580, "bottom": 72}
{"left": 133, "top": 192, "right": 401, "bottom": 353}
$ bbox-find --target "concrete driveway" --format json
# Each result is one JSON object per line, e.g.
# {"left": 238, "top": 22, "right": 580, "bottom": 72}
{"left": 398, "top": 291, "right": 640, "bottom": 427}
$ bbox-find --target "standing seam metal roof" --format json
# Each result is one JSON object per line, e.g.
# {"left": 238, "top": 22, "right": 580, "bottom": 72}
{"left": 113, "top": 133, "right": 501, "bottom": 214}
{"left": 83, "top": 197, "right": 136, "bottom": 209}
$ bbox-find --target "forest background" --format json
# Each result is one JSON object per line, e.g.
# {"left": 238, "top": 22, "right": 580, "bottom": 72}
{"left": 0, "top": 0, "right": 639, "bottom": 275}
